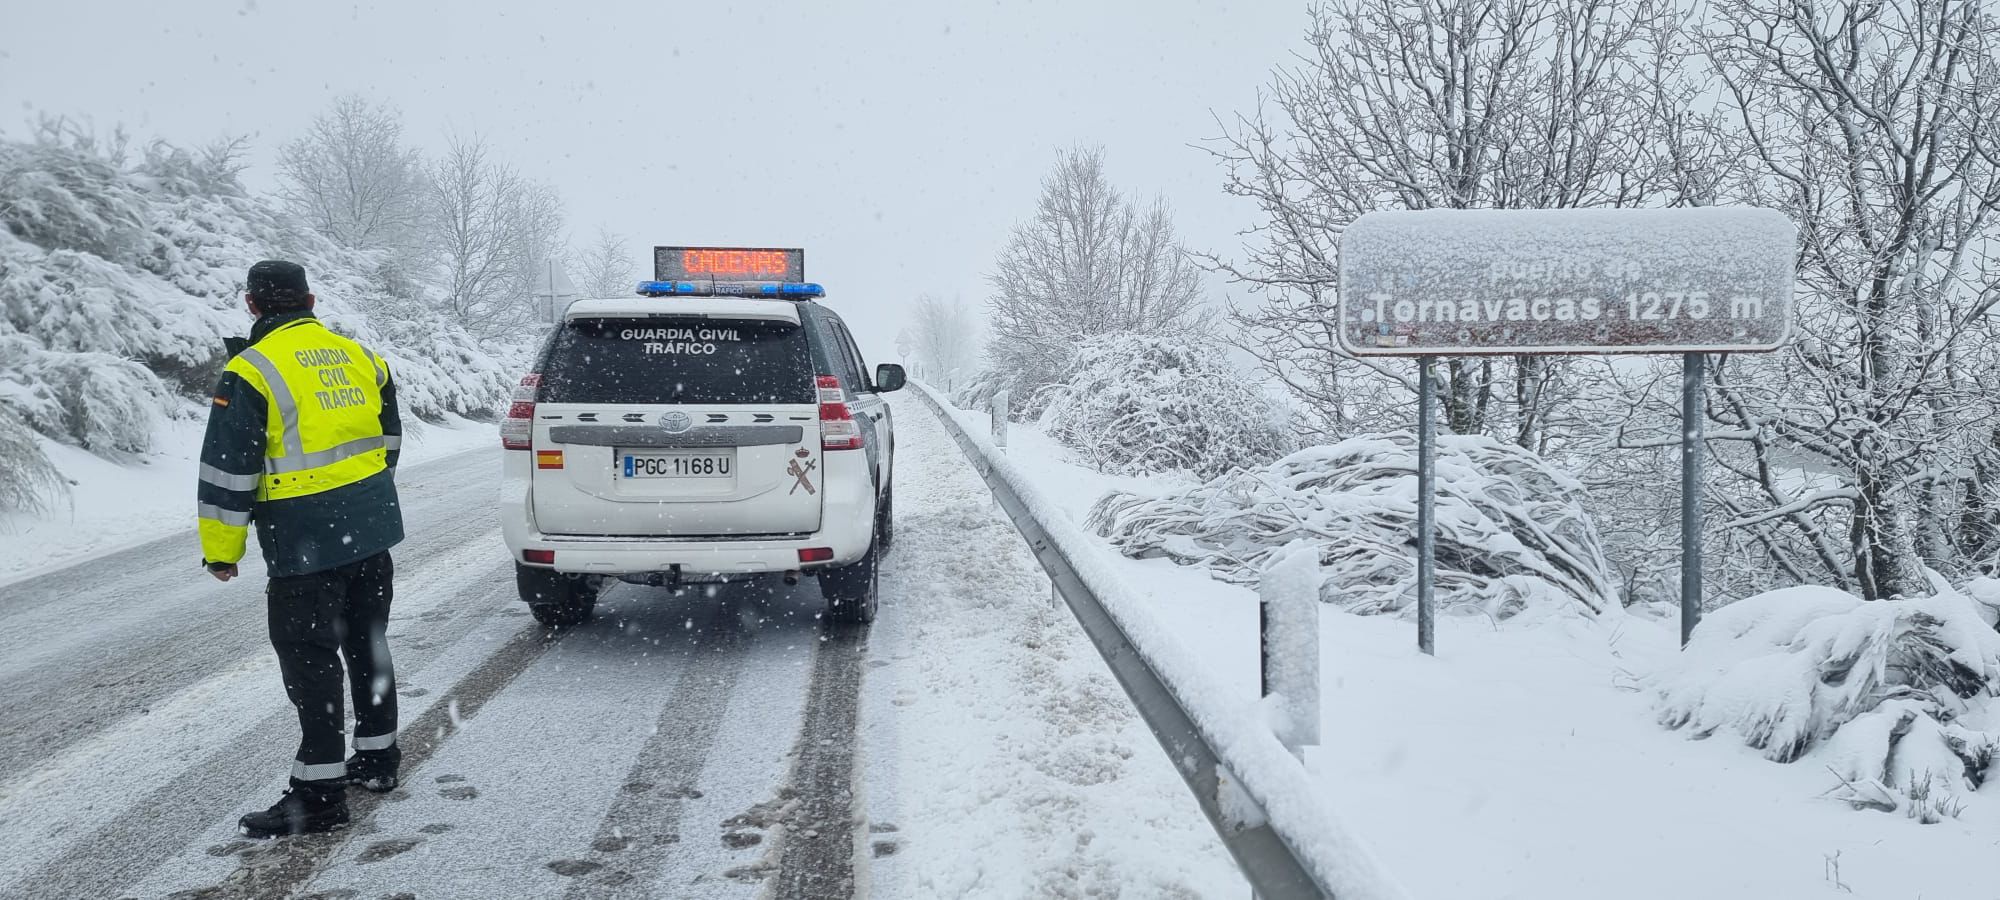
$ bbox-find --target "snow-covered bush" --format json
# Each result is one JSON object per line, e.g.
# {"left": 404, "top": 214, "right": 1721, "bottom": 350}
{"left": 1088, "top": 432, "right": 1616, "bottom": 618}
{"left": 0, "top": 402, "right": 64, "bottom": 516}
{"left": 22, "top": 351, "right": 170, "bottom": 454}
{"left": 1038, "top": 334, "right": 1287, "bottom": 480}
{"left": 0, "top": 122, "right": 148, "bottom": 264}
{"left": 1654, "top": 585, "right": 2000, "bottom": 820}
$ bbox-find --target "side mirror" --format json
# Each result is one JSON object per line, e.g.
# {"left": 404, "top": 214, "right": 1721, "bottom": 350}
{"left": 875, "top": 363, "right": 907, "bottom": 393}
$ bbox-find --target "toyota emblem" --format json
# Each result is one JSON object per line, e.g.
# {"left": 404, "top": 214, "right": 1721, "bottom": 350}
{"left": 659, "top": 411, "right": 693, "bottom": 433}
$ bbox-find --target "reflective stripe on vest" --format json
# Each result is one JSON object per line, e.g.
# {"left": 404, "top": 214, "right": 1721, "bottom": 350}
{"left": 361, "top": 347, "right": 388, "bottom": 387}
{"left": 236, "top": 347, "right": 304, "bottom": 463}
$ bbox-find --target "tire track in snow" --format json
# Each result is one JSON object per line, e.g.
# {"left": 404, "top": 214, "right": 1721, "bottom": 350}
{"left": 554, "top": 612, "right": 754, "bottom": 899}
{"left": 769, "top": 624, "right": 868, "bottom": 900}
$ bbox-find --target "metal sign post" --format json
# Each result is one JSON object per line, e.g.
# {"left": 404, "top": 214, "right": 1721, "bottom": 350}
{"left": 1681, "top": 352, "right": 1706, "bottom": 645}
{"left": 1337, "top": 208, "right": 1797, "bottom": 653}
{"left": 1416, "top": 358, "right": 1437, "bottom": 656}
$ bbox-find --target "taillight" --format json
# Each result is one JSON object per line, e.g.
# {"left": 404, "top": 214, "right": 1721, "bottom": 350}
{"left": 523, "top": 549, "right": 555, "bottom": 564}
{"left": 501, "top": 373, "right": 540, "bottom": 450}
{"left": 798, "top": 547, "right": 834, "bottom": 563}
{"left": 817, "top": 375, "right": 863, "bottom": 451}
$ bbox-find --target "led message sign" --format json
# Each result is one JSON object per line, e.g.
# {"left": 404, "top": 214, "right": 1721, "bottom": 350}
{"left": 654, "top": 246, "right": 805, "bottom": 283}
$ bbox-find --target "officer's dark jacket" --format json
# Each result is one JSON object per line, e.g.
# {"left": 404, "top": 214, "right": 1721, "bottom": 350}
{"left": 197, "top": 310, "right": 405, "bottom": 577}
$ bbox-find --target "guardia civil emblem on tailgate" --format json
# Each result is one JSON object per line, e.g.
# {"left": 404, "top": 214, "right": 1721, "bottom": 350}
{"left": 659, "top": 411, "right": 693, "bottom": 433}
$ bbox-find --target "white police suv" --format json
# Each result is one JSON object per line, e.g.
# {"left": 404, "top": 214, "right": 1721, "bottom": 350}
{"left": 501, "top": 247, "right": 902, "bottom": 627}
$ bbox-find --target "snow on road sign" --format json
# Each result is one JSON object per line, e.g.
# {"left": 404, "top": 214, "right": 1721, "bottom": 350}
{"left": 1336, "top": 208, "right": 1796, "bottom": 356}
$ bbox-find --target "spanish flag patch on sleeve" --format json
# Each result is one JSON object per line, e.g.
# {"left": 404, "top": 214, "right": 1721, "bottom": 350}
{"left": 212, "top": 396, "right": 230, "bottom": 407}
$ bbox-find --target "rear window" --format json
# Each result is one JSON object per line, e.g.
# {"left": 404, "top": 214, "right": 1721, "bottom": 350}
{"left": 538, "top": 317, "right": 814, "bottom": 405}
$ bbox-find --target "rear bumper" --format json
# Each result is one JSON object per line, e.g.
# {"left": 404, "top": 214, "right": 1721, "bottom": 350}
{"left": 500, "top": 449, "right": 875, "bottom": 577}
{"left": 509, "top": 532, "right": 868, "bottom": 577}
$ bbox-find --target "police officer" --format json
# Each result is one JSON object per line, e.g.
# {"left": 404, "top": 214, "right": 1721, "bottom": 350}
{"left": 198, "top": 260, "right": 406, "bottom": 838}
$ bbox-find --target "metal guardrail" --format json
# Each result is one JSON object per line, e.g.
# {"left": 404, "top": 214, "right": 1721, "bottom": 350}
{"left": 909, "top": 383, "right": 1405, "bottom": 900}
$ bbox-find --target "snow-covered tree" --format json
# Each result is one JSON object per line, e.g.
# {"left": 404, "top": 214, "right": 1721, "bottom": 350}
{"left": 907, "top": 293, "right": 978, "bottom": 392}
{"left": 1208, "top": 0, "right": 1699, "bottom": 445}
{"left": 981, "top": 146, "right": 1209, "bottom": 416}
{"left": 1692, "top": 0, "right": 2000, "bottom": 601}
{"left": 276, "top": 96, "right": 430, "bottom": 275}
{"left": 427, "top": 133, "right": 564, "bottom": 339}
{"left": 567, "top": 227, "right": 637, "bottom": 300}
{"left": 1039, "top": 334, "right": 1286, "bottom": 479}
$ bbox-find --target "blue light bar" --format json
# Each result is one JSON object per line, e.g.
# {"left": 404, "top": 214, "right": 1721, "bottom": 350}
{"left": 635, "top": 280, "right": 825, "bottom": 299}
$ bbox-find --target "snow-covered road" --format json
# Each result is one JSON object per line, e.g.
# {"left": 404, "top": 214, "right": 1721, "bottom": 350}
{"left": 0, "top": 394, "right": 1237, "bottom": 899}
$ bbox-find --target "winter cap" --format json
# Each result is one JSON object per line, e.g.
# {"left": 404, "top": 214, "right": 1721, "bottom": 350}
{"left": 247, "top": 260, "right": 311, "bottom": 308}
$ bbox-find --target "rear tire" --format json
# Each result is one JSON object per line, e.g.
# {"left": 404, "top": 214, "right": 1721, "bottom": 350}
{"left": 820, "top": 540, "right": 879, "bottom": 626}
{"left": 517, "top": 564, "right": 598, "bottom": 629}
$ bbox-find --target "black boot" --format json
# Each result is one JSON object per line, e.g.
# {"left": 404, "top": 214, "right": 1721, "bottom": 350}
{"left": 343, "top": 745, "right": 402, "bottom": 793}
{"left": 238, "top": 778, "right": 349, "bottom": 839}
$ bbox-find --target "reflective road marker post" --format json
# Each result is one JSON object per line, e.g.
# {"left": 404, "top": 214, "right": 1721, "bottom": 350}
{"left": 1337, "top": 208, "right": 1797, "bottom": 655}
{"left": 991, "top": 389, "right": 1010, "bottom": 451}
{"left": 1416, "top": 357, "right": 1437, "bottom": 657}
{"left": 1260, "top": 548, "right": 1323, "bottom": 758}
{"left": 1681, "top": 352, "right": 1706, "bottom": 646}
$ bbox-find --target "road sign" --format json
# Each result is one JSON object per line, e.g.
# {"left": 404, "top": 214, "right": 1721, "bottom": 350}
{"left": 1336, "top": 208, "right": 1795, "bottom": 356}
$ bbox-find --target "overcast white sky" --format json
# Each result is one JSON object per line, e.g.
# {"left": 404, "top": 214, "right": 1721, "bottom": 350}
{"left": 0, "top": 0, "right": 1306, "bottom": 360}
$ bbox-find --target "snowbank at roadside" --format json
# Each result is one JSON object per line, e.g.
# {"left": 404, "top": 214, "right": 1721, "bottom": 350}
{"left": 939, "top": 392, "right": 1999, "bottom": 899}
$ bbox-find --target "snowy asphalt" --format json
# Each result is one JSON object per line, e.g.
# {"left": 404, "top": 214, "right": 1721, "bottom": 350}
{"left": 0, "top": 412, "right": 876, "bottom": 898}
{"left": 0, "top": 397, "right": 1239, "bottom": 899}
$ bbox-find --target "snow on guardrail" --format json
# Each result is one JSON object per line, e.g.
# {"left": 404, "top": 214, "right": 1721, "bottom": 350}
{"left": 908, "top": 380, "right": 1410, "bottom": 900}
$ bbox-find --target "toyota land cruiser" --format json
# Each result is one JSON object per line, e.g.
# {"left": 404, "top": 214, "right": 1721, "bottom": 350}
{"left": 500, "top": 247, "right": 901, "bottom": 628}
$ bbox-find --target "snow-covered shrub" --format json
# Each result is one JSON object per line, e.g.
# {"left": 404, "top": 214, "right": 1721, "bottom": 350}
{"left": 0, "top": 328, "right": 170, "bottom": 454}
{"left": 0, "top": 231, "right": 234, "bottom": 378}
{"left": 1653, "top": 585, "right": 2000, "bottom": 819}
{"left": 1038, "top": 334, "right": 1288, "bottom": 479}
{"left": 1088, "top": 432, "right": 1616, "bottom": 618}
{"left": 31, "top": 353, "right": 169, "bottom": 454}
{"left": 0, "top": 121, "right": 147, "bottom": 263}
{"left": 0, "top": 402, "right": 64, "bottom": 516}
{"left": 950, "top": 369, "right": 1007, "bottom": 415}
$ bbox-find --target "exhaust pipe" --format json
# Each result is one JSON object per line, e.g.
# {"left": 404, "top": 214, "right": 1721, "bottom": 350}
{"left": 783, "top": 570, "right": 800, "bottom": 585}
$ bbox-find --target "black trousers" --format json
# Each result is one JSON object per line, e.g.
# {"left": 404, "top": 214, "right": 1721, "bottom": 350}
{"left": 267, "top": 551, "right": 397, "bottom": 781}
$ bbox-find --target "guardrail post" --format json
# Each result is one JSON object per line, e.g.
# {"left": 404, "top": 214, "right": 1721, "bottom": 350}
{"left": 1260, "top": 546, "right": 1322, "bottom": 759}
{"left": 991, "top": 389, "right": 1010, "bottom": 450}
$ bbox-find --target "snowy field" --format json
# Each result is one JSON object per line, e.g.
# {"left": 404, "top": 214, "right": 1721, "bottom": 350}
{"left": 0, "top": 409, "right": 499, "bottom": 586}
{"left": 937, "top": 401, "right": 1999, "bottom": 900}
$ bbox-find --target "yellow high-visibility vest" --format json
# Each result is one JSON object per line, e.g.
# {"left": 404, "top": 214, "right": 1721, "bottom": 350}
{"left": 228, "top": 318, "right": 395, "bottom": 501}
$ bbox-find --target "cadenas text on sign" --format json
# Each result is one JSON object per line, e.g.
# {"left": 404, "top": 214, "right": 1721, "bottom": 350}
{"left": 1335, "top": 208, "right": 1796, "bottom": 356}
